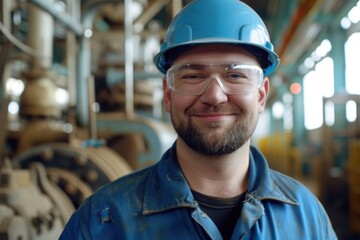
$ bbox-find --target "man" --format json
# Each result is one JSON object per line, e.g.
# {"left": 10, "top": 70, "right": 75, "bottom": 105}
{"left": 60, "top": 0, "right": 337, "bottom": 239}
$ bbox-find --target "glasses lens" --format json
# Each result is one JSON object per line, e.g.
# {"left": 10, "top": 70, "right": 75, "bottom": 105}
{"left": 221, "top": 64, "right": 263, "bottom": 94}
{"left": 166, "top": 63, "right": 263, "bottom": 95}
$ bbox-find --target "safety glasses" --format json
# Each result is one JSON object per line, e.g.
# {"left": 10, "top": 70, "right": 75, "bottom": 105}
{"left": 166, "top": 62, "right": 264, "bottom": 95}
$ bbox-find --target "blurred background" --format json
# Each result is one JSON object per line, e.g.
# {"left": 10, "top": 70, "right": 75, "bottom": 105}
{"left": 0, "top": 0, "right": 359, "bottom": 239}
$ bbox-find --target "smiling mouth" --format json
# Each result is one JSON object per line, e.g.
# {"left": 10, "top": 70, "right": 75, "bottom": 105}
{"left": 191, "top": 112, "right": 238, "bottom": 123}
{"left": 194, "top": 113, "right": 233, "bottom": 117}
{"left": 187, "top": 105, "right": 241, "bottom": 122}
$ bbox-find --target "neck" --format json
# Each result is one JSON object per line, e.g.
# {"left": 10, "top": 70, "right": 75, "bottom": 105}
{"left": 176, "top": 139, "right": 250, "bottom": 198}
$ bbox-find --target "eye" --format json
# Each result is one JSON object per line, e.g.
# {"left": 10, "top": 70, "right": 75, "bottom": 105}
{"left": 177, "top": 70, "right": 207, "bottom": 81}
{"left": 229, "top": 72, "right": 246, "bottom": 79}
{"left": 182, "top": 74, "right": 202, "bottom": 79}
{"left": 223, "top": 71, "right": 248, "bottom": 82}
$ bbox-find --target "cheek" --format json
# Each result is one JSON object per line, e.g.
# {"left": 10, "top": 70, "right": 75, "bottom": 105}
{"left": 167, "top": 94, "right": 197, "bottom": 113}
{"left": 230, "top": 94, "right": 258, "bottom": 110}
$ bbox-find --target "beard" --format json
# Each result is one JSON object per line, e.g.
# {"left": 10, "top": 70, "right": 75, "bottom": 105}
{"left": 171, "top": 106, "right": 258, "bottom": 156}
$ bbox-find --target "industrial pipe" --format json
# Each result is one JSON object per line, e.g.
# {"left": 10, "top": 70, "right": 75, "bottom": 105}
{"left": 28, "top": 0, "right": 83, "bottom": 37}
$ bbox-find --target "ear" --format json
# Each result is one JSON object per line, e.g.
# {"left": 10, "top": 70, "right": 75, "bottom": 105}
{"left": 163, "top": 77, "right": 171, "bottom": 113}
{"left": 258, "top": 77, "right": 270, "bottom": 113}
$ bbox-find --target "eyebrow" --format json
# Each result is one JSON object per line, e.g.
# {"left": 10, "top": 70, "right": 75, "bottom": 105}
{"left": 176, "top": 64, "right": 207, "bottom": 71}
{"left": 172, "top": 63, "right": 263, "bottom": 73}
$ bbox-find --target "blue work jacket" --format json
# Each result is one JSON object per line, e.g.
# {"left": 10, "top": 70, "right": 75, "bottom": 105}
{"left": 60, "top": 143, "right": 337, "bottom": 240}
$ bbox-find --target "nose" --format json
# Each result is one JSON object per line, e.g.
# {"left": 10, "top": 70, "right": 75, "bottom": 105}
{"left": 200, "top": 77, "right": 228, "bottom": 105}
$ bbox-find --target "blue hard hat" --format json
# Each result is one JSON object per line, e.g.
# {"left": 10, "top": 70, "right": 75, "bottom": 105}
{"left": 153, "top": 0, "right": 280, "bottom": 76}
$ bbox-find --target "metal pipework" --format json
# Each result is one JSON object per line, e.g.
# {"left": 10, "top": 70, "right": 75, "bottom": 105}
{"left": 96, "top": 113, "right": 177, "bottom": 168}
{"left": 28, "top": 0, "right": 83, "bottom": 37}
{"left": 78, "top": 0, "right": 137, "bottom": 127}
{"left": 77, "top": 0, "right": 117, "bottom": 127}
{"left": 25, "top": 0, "right": 96, "bottom": 126}
{"left": 19, "top": 0, "right": 61, "bottom": 119}
{"left": 124, "top": 0, "right": 135, "bottom": 119}
{"left": 28, "top": 1, "right": 53, "bottom": 70}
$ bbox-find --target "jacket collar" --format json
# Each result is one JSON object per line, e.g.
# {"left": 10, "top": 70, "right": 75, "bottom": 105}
{"left": 142, "top": 144, "right": 197, "bottom": 215}
{"left": 247, "top": 145, "right": 298, "bottom": 205}
{"left": 142, "top": 143, "right": 297, "bottom": 215}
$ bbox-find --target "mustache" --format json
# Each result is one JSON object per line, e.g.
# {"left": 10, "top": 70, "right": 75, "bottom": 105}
{"left": 186, "top": 105, "right": 241, "bottom": 115}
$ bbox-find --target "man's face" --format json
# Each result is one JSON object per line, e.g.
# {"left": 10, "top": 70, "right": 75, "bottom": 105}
{"left": 163, "top": 44, "right": 269, "bottom": 156}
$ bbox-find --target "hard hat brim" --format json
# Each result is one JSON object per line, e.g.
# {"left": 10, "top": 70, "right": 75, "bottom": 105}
{"left": 154, "top": 39, "right": 280, "bottom": 76}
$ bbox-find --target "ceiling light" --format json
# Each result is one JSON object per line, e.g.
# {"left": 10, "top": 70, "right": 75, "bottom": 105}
{"left": 340, "top": 17, "right": 351, "bottom": 29}
{"left": 348, "top": 5, "right": 360, "bottom": 24}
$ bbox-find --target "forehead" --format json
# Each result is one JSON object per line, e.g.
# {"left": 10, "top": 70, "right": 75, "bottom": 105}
{"left": 172, "top": 44, "right": 261, "bottom": 67}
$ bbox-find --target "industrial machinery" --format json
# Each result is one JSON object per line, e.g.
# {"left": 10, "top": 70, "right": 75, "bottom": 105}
{"left": 0, "top": 0, "right": 359, "bottom": 239}
{"left": 0, "top": 0, "right": 176, "bottom": 239}
{"left": 0, "top": 161, "right": 73, "bottom": 239}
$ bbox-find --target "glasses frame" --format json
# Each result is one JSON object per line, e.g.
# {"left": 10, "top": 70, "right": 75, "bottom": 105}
{"left": 166, "top": 62, "right": 265, "bottom": 96}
